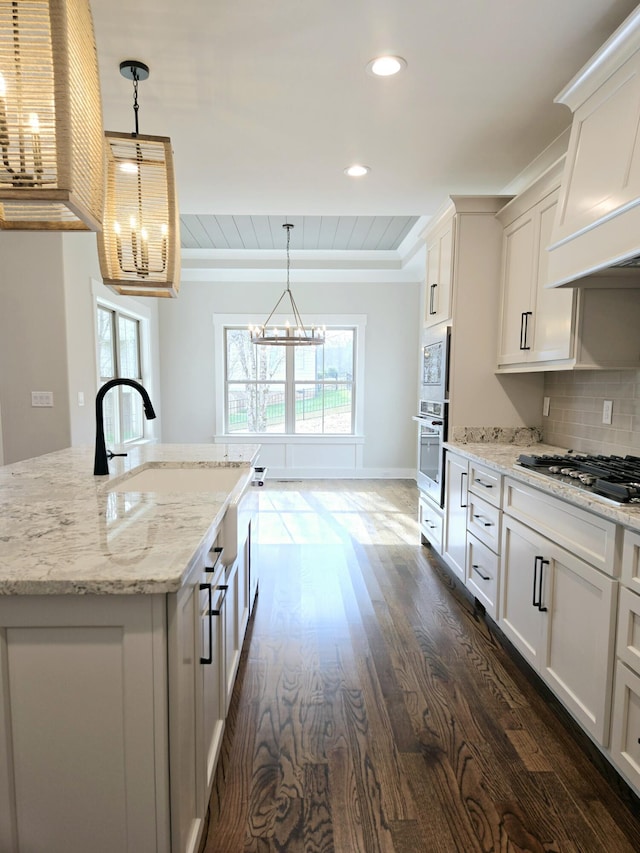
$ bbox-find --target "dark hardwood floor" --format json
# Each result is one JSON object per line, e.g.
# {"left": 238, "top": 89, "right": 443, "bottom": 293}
{"left": 203, "top": 479, "right": 640, "bottom": 853}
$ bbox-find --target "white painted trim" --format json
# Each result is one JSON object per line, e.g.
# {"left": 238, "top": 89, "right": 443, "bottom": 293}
{"left": 555, "top": 6, "right": 640, "bottom": 110}
{"left": 264, "top": 468, "right": 417, "bottom": 480}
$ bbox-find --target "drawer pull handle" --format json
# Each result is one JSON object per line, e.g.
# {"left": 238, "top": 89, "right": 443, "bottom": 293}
{"left": 472, "top": 564, "right": 491, "bottom": 581}
{"left": 204, "top": 545, "right": 224, "bottom": 573}
{"left": 474, "top": 478, "right": 493, "bottom": 489}
{"left": 472, "top": 513, "right": 492, "bottom": 527}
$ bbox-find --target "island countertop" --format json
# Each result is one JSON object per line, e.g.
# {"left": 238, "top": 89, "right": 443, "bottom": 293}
{"left": 0, "top": 443, "right": 259, "bottom": 596}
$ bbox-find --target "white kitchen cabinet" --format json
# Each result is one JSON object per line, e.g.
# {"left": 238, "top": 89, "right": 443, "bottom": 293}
{"left": 0, "top": 594, "right": 170, "bottom": 853}
{"left": 465, "top": 462, "right": 503, "bottom": 619}
{"left": 418, "top": 492, "right": 443, "bottom": 554}
{"left": 442, "top": 451, "right": 468, "bottom": 581}
{"left": 497, "top": 157, "right": 640, "bottom": 372}
{"left": 423, "top": 212, "right": 454, "bottom": 327}
{"left": 501, "top": 512, "right": 616, "bottom": 745}
{"left": 497, "top": 162, "right": 575, "bottom": 369}
{"left": 610, "top": 541, "right": 640, "bottom": 792}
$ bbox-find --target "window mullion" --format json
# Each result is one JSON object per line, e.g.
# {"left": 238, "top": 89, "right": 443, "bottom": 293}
{"left": 285, "top": 347, "right": 295, "bottom": 433}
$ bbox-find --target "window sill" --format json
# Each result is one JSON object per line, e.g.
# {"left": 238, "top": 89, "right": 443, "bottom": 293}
{"left": 215, "top": 434, "right": 365, "bottom": 445}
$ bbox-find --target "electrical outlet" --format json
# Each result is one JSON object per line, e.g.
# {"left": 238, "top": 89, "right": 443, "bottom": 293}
{"left": 543, "top": 396, "right": 550, "bottom": 417}
{"left": 603, "top": 400, "right": 613, "bottom": 425}
{"left": 31, "top": 391, "right": 53, "bottom": 407}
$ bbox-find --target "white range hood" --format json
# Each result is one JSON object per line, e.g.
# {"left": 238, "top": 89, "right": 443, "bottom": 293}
{"left": 547, "top": 6, "right": 640, "bottom": 287}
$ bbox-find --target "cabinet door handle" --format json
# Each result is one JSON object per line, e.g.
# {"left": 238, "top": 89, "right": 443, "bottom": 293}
{"left": 472, "top": 564, "right": 491, "bottom": 581}
{"left": 460, "top": 471, "right": 468, "bottom": 508}
{"left": 472, "top": 513, "right": 492, "bottom": 527}
{"left": 429, "top": 283, "right": 438, "bottom": 315}
{"left": 537, "top": 559, "right": 548, "bottom": 612}
{"left": 199, "top": 582, "right": 228, "bottom": 665}
{"left": 532, "top": 555, "right": 548, "bottom": 610}
{"left": 520, "top": 311, "right": 532, "bottom": 350}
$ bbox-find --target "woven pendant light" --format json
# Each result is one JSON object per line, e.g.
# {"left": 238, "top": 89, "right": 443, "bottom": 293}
{"left": 97, "top": 60, "right": 180, "bottom": 298}
{"left": 0, "top": 0, "right": 104, "bottom": 230}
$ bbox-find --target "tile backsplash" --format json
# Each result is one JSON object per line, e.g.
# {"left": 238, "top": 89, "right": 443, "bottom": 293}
{"left": 543, "top": 370, "right": 640, "bottom": 455}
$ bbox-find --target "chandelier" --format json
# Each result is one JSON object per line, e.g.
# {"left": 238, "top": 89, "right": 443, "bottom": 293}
{"left": 0, "top": 0, "right": 104, "bottom": 230}
{"left": 97, "top": 60, "right": 180, "bottom": 298}
{"left": 249, "top": 223, "right": 325, "bottom": 346}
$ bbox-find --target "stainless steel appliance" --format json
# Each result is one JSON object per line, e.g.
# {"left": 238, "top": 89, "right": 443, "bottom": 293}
{"left": 414, "top": 400, "right": 447, "bottom": 506}
{"left": 421, "top": 323, "right": 450, "bottom": 402}
{"left": 415, "top": 324, "right": 450, "bottom": 507}
{"left": 516, "top": 452, "right": 640, "bottom": 505}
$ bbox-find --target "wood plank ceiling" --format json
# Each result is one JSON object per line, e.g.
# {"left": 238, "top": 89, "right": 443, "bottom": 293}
{"left": 180, "top": 215, "right": 419, "bottom": 251}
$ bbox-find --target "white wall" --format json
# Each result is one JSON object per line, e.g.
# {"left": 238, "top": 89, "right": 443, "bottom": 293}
{"left": 0, "top": 232, "right": 162, "bottom": 464}
{"left": 61, "top": 233, "right": 163, "bottom": 447}
{"left": 158, "top": 278, "right": 420, "bottom": 477}
{"left": 0, "top": 233, "right": 71, "bottom": 463}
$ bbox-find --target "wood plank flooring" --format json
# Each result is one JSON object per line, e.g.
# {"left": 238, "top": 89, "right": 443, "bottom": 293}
{"left": 203, "top": 479, "right": 640, "bottom": 853}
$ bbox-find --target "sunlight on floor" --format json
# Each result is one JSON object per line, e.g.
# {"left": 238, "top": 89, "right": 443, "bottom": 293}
{"left": 256, "top": 481, "right": 420, "bottom": 546}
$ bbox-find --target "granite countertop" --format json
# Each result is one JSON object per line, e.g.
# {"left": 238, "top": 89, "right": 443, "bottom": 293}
{"left": 0, "top": 443, "right": 259, "bottom": 596}
{"left": 445, "top": 440, "right": 640, "bottom": 530}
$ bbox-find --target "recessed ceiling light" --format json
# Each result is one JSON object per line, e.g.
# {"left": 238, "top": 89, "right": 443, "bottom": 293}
{"left": 344, "top": 165, "right": 371, "bottom": 178}
{"left": 366, "top": 55, "right": 407, "bottom": 77}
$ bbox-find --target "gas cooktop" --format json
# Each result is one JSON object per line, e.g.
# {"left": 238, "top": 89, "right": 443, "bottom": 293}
{"left": 516, "top": 453, "right": 640, "bottom": 504}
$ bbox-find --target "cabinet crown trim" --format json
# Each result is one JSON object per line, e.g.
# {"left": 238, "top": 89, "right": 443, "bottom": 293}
{"left": 556, "top": 6, "right": 640, "bottom": 111}
{"left": 496, "top": 157, "right": 565, "bottom": 226}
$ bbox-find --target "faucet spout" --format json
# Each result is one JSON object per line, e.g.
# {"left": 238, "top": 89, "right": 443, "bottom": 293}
{"left": 94, "top": 379, "right": 156, "bottom": 476}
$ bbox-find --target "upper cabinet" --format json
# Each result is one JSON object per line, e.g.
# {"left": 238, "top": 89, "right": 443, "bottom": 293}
{"left": 547, "top": 7, "right": 640, "bottom": 287}
{"left": 497, "top": 159, "right": 640, "bottom": 373}
{"left": 497, "top": 160, "right": 575, "bottom": 369}
{"left": 423, "top": 210, "right": 454, "bottom": 327}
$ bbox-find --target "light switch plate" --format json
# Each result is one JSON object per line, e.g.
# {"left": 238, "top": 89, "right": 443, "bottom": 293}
{"left": 543, "top": 396, "right": 550, "bottom": 417}
{"left": 603, "top": 400, "right": 613, "bottom": 425}
{"left": 31, "top": 391, "right": 54, "bottom": 407}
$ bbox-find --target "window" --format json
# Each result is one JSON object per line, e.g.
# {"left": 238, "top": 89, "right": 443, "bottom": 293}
{"left": 224, "top": 327, "right": 356, "bottom": 435}
{"left": 97, "top": 305, "right": 144, "bottom": 445}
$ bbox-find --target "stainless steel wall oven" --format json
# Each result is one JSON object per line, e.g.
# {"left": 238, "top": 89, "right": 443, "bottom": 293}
{"left": 414, "top": 400, "right": 448, "bottom": 506}
{"left": 415, "top": 324, "right": 450, "bottom": 507}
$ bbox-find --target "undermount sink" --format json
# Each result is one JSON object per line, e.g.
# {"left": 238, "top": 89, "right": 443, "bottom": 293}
{"left": 107, "top": 464, "right": 254, "bottom": 566}
{"left": 107, "top": 464, "right": 248, "bottom": 494}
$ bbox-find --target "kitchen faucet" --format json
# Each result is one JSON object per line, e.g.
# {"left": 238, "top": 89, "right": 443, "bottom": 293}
{"left": 94, "top": 379, "right": 156, "bottom": 475}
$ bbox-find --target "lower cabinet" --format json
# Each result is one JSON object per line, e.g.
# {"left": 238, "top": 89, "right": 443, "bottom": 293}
{"left": 442, "top": 451, "right": 468, "bottom": 581}
{"left": 419, "top": 492, "right": 443, "bottom": 553}
{"left": 0, "top": 521, "right": 255, "bottom": 853}
{"left": 610, "top": 561, "right": 640, "bottom": 791}
{"left": 501, "top": 513, "right": 616, "bottom": 745}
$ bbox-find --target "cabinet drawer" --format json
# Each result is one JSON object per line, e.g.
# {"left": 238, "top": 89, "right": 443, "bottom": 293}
{"left": 504, "top": 477, "right": 619, "bottom": 576}
{"left": 610, "top": 660, "right": 640, "bottom": 794}
{"left": 622, "top": 529, "right": 640, "bottom": 597}
{"left": 467, "top": 493, "right": 501, "bottom": 552}
{"left": 468, "top": 462, "right": 502, "bottom": 507}
{"left": 617, "top": 586, "right": 640, "bottom": 675}
{"left": 466, "top": 532, "right": 499, "bottom": 619}
{"left": 419, "top": 496, "right": 443, "bottom": 553}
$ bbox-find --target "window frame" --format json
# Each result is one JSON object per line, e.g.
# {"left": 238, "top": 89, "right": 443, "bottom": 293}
{"left": 95, "top": 296, "right": 151, "bottom": 446}
{"left": 214, "top": 314, "right": 366, "bottom": 441}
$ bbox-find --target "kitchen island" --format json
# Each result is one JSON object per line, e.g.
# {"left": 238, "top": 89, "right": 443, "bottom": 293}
{"left": 0, "top": 443, "right": 259, "bottom": 853}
